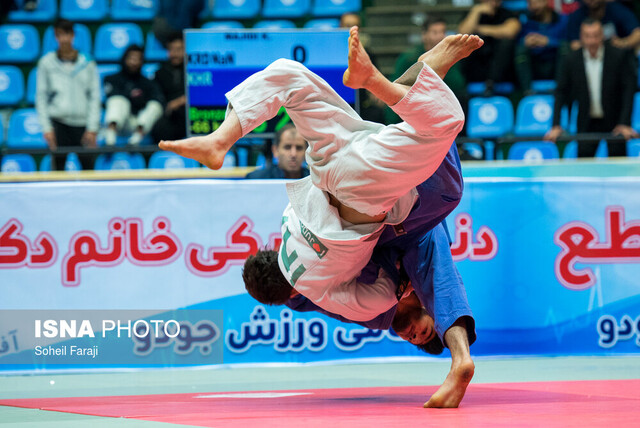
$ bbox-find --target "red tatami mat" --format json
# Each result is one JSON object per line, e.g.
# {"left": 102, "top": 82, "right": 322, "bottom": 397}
{"left": 1, "top": 379, "right": 639, "bottom": 427}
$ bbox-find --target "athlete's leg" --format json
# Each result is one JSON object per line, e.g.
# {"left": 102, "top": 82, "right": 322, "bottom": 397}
{"left": 401, "top": 223, "right": 476, "bottom": 408}
{"left": 424, "top": 319, "right": 475, "bottom": 408}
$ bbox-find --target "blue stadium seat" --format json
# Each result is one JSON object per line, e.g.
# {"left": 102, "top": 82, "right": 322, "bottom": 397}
{"left": 7, "top": 108, "right": 46, "bottom": 148}
{"left": 560, "top": 101, "right": 578, "bottom": 134}
{"left": 632, "top": 92, "right": 640, "bottom": 131}
{"left": 94, "top": 23, "right": 144, "bottom": 62}
{"left": 212, "top": 0, "right": 260, "bottom": 19}
{"left": 502, "top": 0, "right": 527, "bottom": 11}
{"left": 514, "top": 95, "right": 554, "bottom": 136}
{"left": 263, "top": 0, "right": 310, "bottom": 18}
{"left": 467, "top": 96, "right": 514, "bottom": 138}
{"left": 8, "top": 0, "right": 57, "bottom": 23}
{"left": 201, "top": 21, "right": 245, "bottom": 30}
{"left": 531, "top": 80, "right": 556, "bottom": 93}
{"left": 64, "top": 152, "right": 83, "bottom": 171}
{"left": 42, "top": 24, "right": 92, "bottom": 55}
{"left": 97, "top": 64, "right": 121, "bottom": 102}
{"left": 508, "top": 141, "right": 559, "bottom": 161}
{"left": 460, "top": 142, "right": 484, "bottom": 160}
{"left": 0, "top": 24, "right": 40, "bottom": 63}
{"left": 39, "top": 153, "right": 83, "bottom": 171}
{"left": 144, "top": 32, "right": 167, "bottom": 62}
{"left": 149, "top": 152, "right": 200, "bottom": 169}
{"left": 220, "top": 152, "right": 236, "bottom": 168}
{"left": 111, "top": 0, "right": 157, "bottom": 21}
{"left": 26, "top": 67, "right": 36, "bottom": 105}
{"left": 253, "top": 20, "right": 297, "bottom": 30}
{"left": 1, "top": 154, "right": 37, "bottom": 173}
{"left": 142, "top": 63, "right": 159, "bottom": 79}
{"left": 312, "top": 0, "right": 361, "bottom": 17}
{"left": 563, "top": 140, "right": 608, "bottom": 159}
{"left": 0, "top": 66, "right": 25, "bottom": 106}
{"left": 628, "top": 139, "right": 640, "bottom": 157}
{"left": 39, "top": 154, "right": 51, "bottom": 171}
{"left": 303, "top": 18, "right": 340, "bottom": 29}
{"left": 60, "top": 0, "right": 109, "bottom": 21}
{"left": 467, "top": 81, "right": 515, "bottom": 96}
{"left": 94, "top": 152, "right": 146, "bottom": 170}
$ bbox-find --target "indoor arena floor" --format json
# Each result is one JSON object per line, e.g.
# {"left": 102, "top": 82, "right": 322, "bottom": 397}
{"left": 1, "top": 355, "right": 639, "bottom": 427}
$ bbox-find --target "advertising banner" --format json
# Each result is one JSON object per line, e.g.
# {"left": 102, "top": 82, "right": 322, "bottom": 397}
{"left": 1, "top": 177, "right": 639, "bottom": 370}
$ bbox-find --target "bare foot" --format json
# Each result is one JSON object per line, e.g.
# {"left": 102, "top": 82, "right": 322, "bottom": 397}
{"left": 159, "top": 110, "right": 242, "bottom": 170}
{"left": 159, "top": 136, "right": 228, "bottom": 170}
{"left": 419, "top": 34, "right": 484, "bottom": 80}
{"left": 424, "top": 358, "right": 475, "bottom": 408}
{"left": 343, "top": 26, "right": 379, "bottom": 89}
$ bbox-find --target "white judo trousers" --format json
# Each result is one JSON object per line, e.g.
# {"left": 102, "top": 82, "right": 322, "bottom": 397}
{"left": 229, "top": 59, "right": 465, "bottom": 321}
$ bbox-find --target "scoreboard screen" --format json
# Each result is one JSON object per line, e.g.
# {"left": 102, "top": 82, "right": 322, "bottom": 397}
{"left": 184, "top": 29, "right": 355, "bottom": 137}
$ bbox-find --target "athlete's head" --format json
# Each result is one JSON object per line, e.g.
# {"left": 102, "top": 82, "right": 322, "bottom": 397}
{"left": 392, "top": 292, "right": 444, "bottom": 355}
{"left": 243, "top": 249, "right": 293, "bottom": 305}
{"left": 53, "top": 19, "right": 74, "bottom": 52}
{"left": 272, "top": 124, "right": 307, "bottom": 178}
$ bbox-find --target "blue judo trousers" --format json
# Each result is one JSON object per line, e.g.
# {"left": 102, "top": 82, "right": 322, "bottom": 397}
{"left": 286, "top": 142, "right": 476, "bottom": 346}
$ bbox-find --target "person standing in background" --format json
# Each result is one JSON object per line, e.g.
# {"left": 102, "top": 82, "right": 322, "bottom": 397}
{"left": 36, "top": 19, "right": 100, "bottom": 170}
{"left": 545, "top": 19, "right": 638, "bottom": 157}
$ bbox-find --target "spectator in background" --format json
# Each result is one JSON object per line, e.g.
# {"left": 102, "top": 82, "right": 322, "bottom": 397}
{"left": 104, "top": 45, "right": 164, "bottom": 146}
{"left": 151, "top": 33, "right": 187, "bottom": 144}
{"left": 153, "top": 0, "right": 205, "bottom": 47}
{"left": 36, "top": 19, "right": 100, "bottom": 171}
{"left": 545, "top": 19, "right": 638, "bottom": 157}
{"left": 515, "top": 0, "right": 568, "bottom": 94}
{"left": 566, "top": 0, "right": 640, "bottom": 51}
{"left": 246, "top": 124, "right": 309, "bottom": 179}
{"left": 458, "top": 0, "right": 521, "bottom": 95}
{"left": 391, "top": 17, "right": 466, "bottom": 114}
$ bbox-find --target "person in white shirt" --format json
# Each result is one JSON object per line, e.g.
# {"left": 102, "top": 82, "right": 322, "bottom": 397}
{"left": 36, "top": 19, "right": 100, "bottom": 170}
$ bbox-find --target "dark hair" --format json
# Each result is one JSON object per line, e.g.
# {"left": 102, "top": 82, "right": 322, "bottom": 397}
{"left": 243, "top": 250, "right": 293, "bottom": 305}
{"left": 54, "top": 18, "right": 74, "bottom": 33}
{"left": 120, "top": 44, "right": 144, "bottom": 67}
{"left": 166, "top": 31, "right": 184, "bottom": 46}
{"left": 422, "top": 16, "right": 447, "bottom": 32}
{"left": 274, "top": 123, "right": 297, "bottom": 147}
{"left": 581, "top": 17, "right": 602, "bottom": 28}
{"left": 416, "top": 335, "right": 445, "bottom": 355}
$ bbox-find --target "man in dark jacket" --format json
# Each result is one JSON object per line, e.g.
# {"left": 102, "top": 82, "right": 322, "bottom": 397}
{"left": 151, "top": 33, "right": 187, "bottom": 144}
{"left": 246, "top": 124, "right": 309, "bottom": 179}
{"left": 104, "top": 45, "right": 163, "bottom": 146}
{"left": 544, "top": 19, "right": 638, "bottom": 157}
